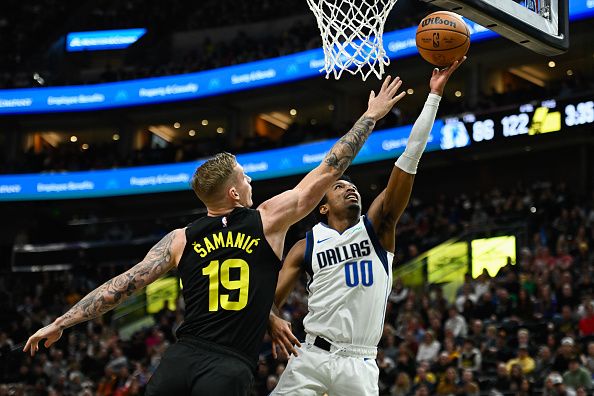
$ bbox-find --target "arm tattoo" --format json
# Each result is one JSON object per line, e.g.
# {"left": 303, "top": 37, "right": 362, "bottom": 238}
{"left": 324, "top": 116, "right": 375, "bottom": 173}
{"left": 57, "top": 230, "right": 177, "bottom": 330}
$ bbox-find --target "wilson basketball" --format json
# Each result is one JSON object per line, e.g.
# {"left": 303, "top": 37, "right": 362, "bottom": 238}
{"left": 416, "top": 11, "right": 470, "bottom": 67}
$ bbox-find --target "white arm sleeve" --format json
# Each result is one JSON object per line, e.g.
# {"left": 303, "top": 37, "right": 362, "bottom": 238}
{"left": 395, "top": 93, "right": 441, "bottom": 174}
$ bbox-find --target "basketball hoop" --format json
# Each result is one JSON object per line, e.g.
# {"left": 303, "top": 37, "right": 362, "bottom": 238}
{"left": 307, "top": 0, "right": 399, "bottom": 80}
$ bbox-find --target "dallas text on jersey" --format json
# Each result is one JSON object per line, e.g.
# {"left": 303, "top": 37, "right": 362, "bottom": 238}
{"left": 316, "top": 240, "right": 371, "bottom": 269}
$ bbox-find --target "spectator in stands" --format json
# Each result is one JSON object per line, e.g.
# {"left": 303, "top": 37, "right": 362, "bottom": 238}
{"left": 459, "top": 338, "right": 481, "bottom": 373}
{"left": 581, "top": 342, "right": 594, "bottom": 373}
{"left": 475, "top": 291, "right": 496, "bottom": 321}
{"left": 390, "top": 372, "right": 412, "bottom": 396}
{"left": 517, "top": 328, "right": 536, "bottom": 355}
{"left": 535, "top": 345, "right": 556, "bottom": 381}
{"left": 507, "top": 345, "right": 536, "bottom": 375}
{"left": 458, "top": 369, "right": 479, "bottom": 396}
{"left": 468, "top": 319, "right": 484, "bottom": 349}
{"left": 442, "top": 337, "right": 461, "bottom": 366}
{"left": 395, "top": 350, "right": 417, "bottom": 379}
{"left": 554, "top": 337, "right": 577, "bottom": 373}
{"left": 455, "top": 283, "right": 478, "bottom": 313}
{"left": 557, "top": 305, "right": 579, "bottom": 335}
{"left": 489, "top": 362, "right": 511, "bottom": 394}
{"left": 518, "top": 378, "right": 534, "bottom": 396}
{"left": 416, "top": 330, "right": 440, "bottom": 363}
{"left": 516, "top": 289, "right": 536, "bottom": 323}
{"left": 509, "top": 363, "right": 526, "bottom": 392}
{"left": 544, "top": 372, "right": 571, "bottom": 396}
{"left": 412, "top": 362, "right": 437, "bottom": 393}
{"left": 494, "top": 288, "right": 514, "bottom": 320}
{"left": 389, "top": 278, "right": 409, "bottom": 308}
{"left": 444, "top": 307, "right": 467, "bottom": 339}
{"left": 562, "top": 358, "right": 592, "bottom": 391}
{"left": 579, "top": 301, "right": 594, "bottom": 336}
{"left": 435, "top": 366, "right": 458, "bottom": 395}
{"left": 432, "top": 352, "right": 454, "bottom": 381}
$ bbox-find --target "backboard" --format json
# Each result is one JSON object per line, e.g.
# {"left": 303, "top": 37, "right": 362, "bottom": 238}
{"left": 420, "top": 0, "right": 569, "bottom": 55}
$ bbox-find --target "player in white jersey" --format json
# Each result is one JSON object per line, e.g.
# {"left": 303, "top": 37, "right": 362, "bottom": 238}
{"left": 268, "top": 57, "right": 466, "bottom": 396}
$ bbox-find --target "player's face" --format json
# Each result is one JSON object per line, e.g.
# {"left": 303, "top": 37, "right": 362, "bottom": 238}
{"left": 233, "top": 165, "right": 253, "bottom": 207}
{"left": 323, "top": 180, "right": 361, "bottom": 216}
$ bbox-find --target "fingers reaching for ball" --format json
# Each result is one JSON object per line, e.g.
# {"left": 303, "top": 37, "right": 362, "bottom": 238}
{"left": 429, "top": 56, "right": 466, "bottom": 96}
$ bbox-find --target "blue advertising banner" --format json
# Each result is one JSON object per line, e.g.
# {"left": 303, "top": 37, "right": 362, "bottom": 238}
{"left": 0, "top": 120, "right": 459, "bottom": 201}
{"left": 1, "top": 0, "right": 591, "bottom": 115}
{"left": 66, "top": 29, "right": 147, "bottom": 52}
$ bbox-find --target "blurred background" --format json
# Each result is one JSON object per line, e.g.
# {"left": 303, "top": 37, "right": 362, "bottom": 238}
{"left": 0, "top": 0, "right": 593, "bottom": 395}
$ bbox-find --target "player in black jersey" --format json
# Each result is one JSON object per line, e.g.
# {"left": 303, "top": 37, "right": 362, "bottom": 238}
{"left": 23, "top": 75, "right": 406, "bottom": 395}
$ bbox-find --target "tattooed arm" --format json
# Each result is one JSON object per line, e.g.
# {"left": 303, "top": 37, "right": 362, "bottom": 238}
{"left": 23, "top": 229, "right": 185, "bottom": 356}
{"left": 259, "top": 76, "right": 406, "bottom": 257}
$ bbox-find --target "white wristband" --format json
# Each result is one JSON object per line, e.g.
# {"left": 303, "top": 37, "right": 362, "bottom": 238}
{"left": 395, "top": 93, "right": 441, "bottom": 174}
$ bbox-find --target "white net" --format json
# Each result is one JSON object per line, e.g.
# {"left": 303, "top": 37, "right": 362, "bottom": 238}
{"left": 307, "top": 0, "right": 399, "bottom": 80}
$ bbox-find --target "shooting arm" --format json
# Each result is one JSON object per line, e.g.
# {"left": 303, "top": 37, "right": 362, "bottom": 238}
{"left": 367, "top": 94, "right": 440, "bottom": 252}
{"left": 366, "top": 58, "right": 465, "bottom": 252}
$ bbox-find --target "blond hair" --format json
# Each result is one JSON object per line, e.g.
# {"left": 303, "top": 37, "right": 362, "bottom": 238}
{"left": 191, "top": 152, "right": 237, "bottom": 202}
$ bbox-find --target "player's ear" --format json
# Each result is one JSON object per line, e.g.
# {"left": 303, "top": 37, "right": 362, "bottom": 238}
{"left": 319, "top": 204, "right": 329, "bottom": 215}
{"left": 228, "top": 186, "right": 240, "bottom": 202}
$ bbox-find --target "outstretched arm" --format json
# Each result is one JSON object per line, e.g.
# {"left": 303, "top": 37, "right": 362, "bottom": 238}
{"left": 259, "top": 76, "right": 406, "bottom": 255}
{"left": 269, "top": 239, "right": 306, "bottom": 359}
{"left": 367, "top": 58, "right": 465, "bottom": 252}
{"left": 24, "top": 229, "right": 185, "bottom": 356}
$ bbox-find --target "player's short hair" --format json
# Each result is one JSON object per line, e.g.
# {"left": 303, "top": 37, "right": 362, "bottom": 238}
{"left": 315, "top": 175, "right": 353, "bottom": 224}
{"left": 191, "top": 152, "right": 237, "bottom": 202}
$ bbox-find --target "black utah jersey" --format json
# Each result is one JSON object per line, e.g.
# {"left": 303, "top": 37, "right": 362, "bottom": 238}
{"left": 176, "top": 207, "right": 281, "bottom": 366}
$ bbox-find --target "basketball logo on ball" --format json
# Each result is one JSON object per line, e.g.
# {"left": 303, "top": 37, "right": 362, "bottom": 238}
{"left": 416, "top": 11, "right": 470, "bottom": 66}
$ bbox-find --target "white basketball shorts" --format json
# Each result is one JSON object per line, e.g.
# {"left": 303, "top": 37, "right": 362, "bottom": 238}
{"left": 270, "top": 342, "right": 379, "bottom": 396}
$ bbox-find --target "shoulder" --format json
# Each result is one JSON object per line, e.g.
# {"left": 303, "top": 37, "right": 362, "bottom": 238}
{"left": 283, "top": 238, "right": 306, "bottom": 269}
{"left": 289, "top": 238, "right": 307, "bottom": 256}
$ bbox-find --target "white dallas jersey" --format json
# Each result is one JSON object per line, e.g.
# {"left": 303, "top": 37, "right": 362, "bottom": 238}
{"left": 302, "top": 215, "right": 393, "bottom": 348}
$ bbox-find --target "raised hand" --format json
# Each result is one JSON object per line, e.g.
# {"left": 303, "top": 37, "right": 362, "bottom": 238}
{"left": 364, "top": 75, "right": 407, "bottom": 121}
{"left": 269, "top": 313, "right": 301, "bottom": 360}
{"left": 23, "top": 322, "right": 63, "bottom": 357}
{"left": 429, "top": 56, "right": 467, "bottom": 96}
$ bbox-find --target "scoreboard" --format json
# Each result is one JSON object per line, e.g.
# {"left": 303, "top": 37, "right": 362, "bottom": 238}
{"left": 439, "top": 96, "right": 594, "bottom": 149}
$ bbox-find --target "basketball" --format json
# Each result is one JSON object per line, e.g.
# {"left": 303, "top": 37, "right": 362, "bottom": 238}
{"left": 416, "top": 11, "right": 470, "bottom": 67}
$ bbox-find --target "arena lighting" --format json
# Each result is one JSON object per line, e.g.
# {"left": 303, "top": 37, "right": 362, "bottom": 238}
{"left": 548, "top": 60, "right": 556, "bottom": 67}
{"left": 112, "top": 133, "right": 120, "bottom": 141}
{"left": 70, "top": 136, "right": 78, "bottom": 143}
{"left": 173, "top": 122, "right": 181, "bottom": 129}
{"left": 201, "top": 119, "right": 208, "bottom": 126}
{"left": 66, "top": 28, "right": 147, "bottom": 52}
{"left": 188, "top": 130, "right": 196, "bottom": 136}
{"left": 406, "top": 88, "right": 414, "bottom": 95}
{"left": 290, "top": 109, "right": 297, "bottom": 116}
{"left": 566, "top": 69, "right": 574, "bottom": 76}
{"left": 455, "top": 90, "right": 463, "bottom": 97}
{"left": 216, "top": 127, "right": 224, "bottom": 134}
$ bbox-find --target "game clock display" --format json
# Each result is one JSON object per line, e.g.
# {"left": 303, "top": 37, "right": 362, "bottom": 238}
{"left": 442, "top": 96, "right": 594, "bottom": 146}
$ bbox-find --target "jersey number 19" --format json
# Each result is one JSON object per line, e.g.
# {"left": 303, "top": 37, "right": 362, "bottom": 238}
{"left": 202, "top": 259, "right": 249, "bottom": 311}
